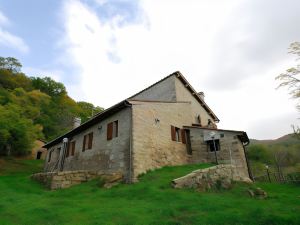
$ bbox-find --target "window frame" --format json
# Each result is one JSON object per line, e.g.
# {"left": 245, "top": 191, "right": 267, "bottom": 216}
{"left": 171, "top": 125, "right": 186, "bottom": 144}
{"left": 107, "top": 120, "right": 118, "bottom": 140}
{"left": 207, "top": 139, "right": 220, "bottom": 152}
{"left": 82, "top": 132, "right": 93, "bottom": 151}
{"left": 67, "top": 141, "right": 76, "bottom": 157}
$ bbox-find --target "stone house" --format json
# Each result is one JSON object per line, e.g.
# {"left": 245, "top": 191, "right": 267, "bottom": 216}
{"left": 43, "top": 71, "right": 250, "bottom": 183}
{"left": 29, "top": 140, "right": 47, "bottom": 160}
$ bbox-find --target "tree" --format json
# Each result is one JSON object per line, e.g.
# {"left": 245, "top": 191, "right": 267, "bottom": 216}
{"left": 31, "top": 77, "right": 67, "bottom": 97}
{"left": 276, "top": 42, "right": 300, "bottom": 138}
{"left": 0, "top": 104, "right": 43, "bottom": 156}
{"left": 276, "top": 42, "right": 300, "bottom": 105}
{"left": 0, "top": 57, "right": 22, "bottom": 73}
{"left": 247, "top": 144, "right": 271, "bottom": 163}
{"left": 77, "top": 101, "right": 103, "bottom": 122}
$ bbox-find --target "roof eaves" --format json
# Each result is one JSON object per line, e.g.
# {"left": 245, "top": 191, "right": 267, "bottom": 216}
{"left": 43, "top": 100, "right": 131, "bottom": 148}
{"left": 175, "top": 71, "right": 220, "bottom": 122}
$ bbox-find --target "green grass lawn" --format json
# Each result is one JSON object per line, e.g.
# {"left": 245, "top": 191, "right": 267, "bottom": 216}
{"left": 0, "top": 159, "right": 299, "bottom": 225}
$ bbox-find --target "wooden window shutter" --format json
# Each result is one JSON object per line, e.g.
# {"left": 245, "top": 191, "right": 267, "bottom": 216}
{"left": 181, "top": 129, "right": 186, "bottom": 144}
{"left": 71, "top": 141, "right": 76, "bottom": 155}
{"left": 88, "top": 132, "right": 93, "bottom": 149}
{"left": 107, "top": 122, "right": 113, "bottom": 140}
{"left": 171, "top": 125, "right": 176, "bottom": 141}
{"left": 82, "top": 135, "right": 86, "bottom": 152}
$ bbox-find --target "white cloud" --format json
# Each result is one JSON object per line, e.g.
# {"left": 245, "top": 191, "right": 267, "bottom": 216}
{"left": 0, "top": 11, "right": 10, "bottom": 26}
{"left": 59, "top": 0, "right": 300, "bottom": 139}
{"left": 0, "top": 10, "right": 29, "bottom": 53}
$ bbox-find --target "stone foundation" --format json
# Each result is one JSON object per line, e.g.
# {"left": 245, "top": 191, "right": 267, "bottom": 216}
{"left": 31, "top": 170, "right": 123, "bottom": 190}
{"left": 172, "top": 164, "right": 252, "bottom": 191}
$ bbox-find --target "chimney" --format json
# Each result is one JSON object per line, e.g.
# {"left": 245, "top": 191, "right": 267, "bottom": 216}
{"left": 198, "top": 92, "right": 205, "bottom": 101}
{"left": 73, "top": 117, "right": 81, "bottom": 129}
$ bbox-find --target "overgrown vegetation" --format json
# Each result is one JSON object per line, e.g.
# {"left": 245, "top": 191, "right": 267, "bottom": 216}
{"left": 0, "top": 159, "right": 299, "bottom": 225}
{"left": 248, "top": 134, "right": 300, "bottom": 179}
{"left": 0, "top": 57, "right": 103, "bottom": 156}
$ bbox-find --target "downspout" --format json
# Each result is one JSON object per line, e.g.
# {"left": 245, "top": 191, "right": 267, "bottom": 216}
{"left": 125, "top": 101, "right": 133, "bottom": 184}
{"left": 58, "top": 138, "right": 68, "bottom": 171}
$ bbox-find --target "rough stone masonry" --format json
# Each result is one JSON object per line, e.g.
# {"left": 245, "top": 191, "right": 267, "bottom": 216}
{"left": 31, "top": 170, "right": 123, "bottom": 190}
{"left": 172, "top": 164, "right": 252, "bottom": 191}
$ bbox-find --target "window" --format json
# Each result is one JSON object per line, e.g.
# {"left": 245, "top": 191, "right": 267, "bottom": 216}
{"left": 82, "top": 132, "right": 93, "bottom": 151}
{"left": 107, "top": 120, "right": 118, "bottom": 140}
{"left": 36, "top": 151, "right": 42, "bottom": 160}
{"left": 195, "top": 114, "right": 202, "bottom": 125}
{"left": 207, "top": 139, "right": 220, "bottom": 152}
{"left": 171, "top": 125, "right": 186, "bottom": 144}
{"left": 67, "top": 141, "right": 76, "bottom": 157}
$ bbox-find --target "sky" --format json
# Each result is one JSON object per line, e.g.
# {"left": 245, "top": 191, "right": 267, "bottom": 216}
{"left": 0, "top": 0, "right": 299, "bottom": 140}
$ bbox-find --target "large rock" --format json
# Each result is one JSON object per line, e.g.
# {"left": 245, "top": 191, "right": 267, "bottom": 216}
{"left": 172, "top": 164, "right": 252, "bottom": 191}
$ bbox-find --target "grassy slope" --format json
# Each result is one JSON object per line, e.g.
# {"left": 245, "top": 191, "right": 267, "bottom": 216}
{"left": 0, "top": 159, "right": 299, "bottom": 225}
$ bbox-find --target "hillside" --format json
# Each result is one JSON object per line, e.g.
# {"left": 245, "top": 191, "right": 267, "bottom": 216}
{"left": 0, "top": 57, "right": 103, "bottom": 156}
{"left": 0, "top": 158, "right": 299, "bottom": 225}
{"left": 250, "top": 134, "right": 300, "bottom": 146}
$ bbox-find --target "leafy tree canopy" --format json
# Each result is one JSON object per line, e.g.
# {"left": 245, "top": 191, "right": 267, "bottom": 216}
{"left": 0, "top": 57, "right": 22, "bottom": 73}
{"left": 0, "top": 56, "right": 103, "bottom": 156}
{"left": 31, "top": 77, "right": 67, "bottom": 97}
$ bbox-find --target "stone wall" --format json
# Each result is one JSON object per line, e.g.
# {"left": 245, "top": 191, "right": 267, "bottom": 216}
{"left": 188, "top": 128, "right": 249, "bottom": 178}
{"left": 172, "top": 164, "right": 252, "bottom": 191}
{"left": 130, "top": 101, "right": 194, "bottom": 180}
{"left": 130, "top": 75, "right": 177, "bottom": 102}
{"left": 31, "top": 170, "right": 123, "bottom": 190}
{"left": 44, "top": 107, "right": 131, "bottom": 181}
{"left": 175, "top": 77, "right": 216, "bottom": 125}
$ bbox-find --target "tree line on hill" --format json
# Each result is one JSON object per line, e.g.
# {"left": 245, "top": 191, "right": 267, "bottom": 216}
{"left": 0, "top": 57, "right": 103, "bottom": 156}
{"left": 247, "top": 134, "right": 300, "bottom": 180}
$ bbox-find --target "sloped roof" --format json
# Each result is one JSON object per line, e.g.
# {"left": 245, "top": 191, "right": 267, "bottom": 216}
{"left": 183, "top": 125, "right": 249, "bottom": 144}
{"left": 43, "top": 100, "right": 131, "bottom": 148}
{"left": 129, "top": 71, "right": 219, "bottom": 122}
{"left": 44, "top": 71, "right": 219, "bottom": 148}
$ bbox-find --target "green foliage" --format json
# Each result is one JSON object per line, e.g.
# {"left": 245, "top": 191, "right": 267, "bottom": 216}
{"left": 0, "top": 70, "right": 32, "bottom": 91}
{"left": 0, "top": 105, "right": 42, "bottom": 156}
{"left": 31, "top": 76, "right": 67, "bottom": 97}
{"left": 0, "top": 57, "right": 22, "bottom": 73}
{"left": 0, "top": 56, "right": 103, "bottom": 154}
{"left": 77, "top": 101, "right": 104, "bottom": 122}
{"left": 248, "top": 144, "right": 271, "bottom": 163}
{"left": 0, "top": 160, "right": 300, "bottom": 225}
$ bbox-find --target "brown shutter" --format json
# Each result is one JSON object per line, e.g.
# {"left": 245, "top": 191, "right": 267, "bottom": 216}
{"left": 181, "top": 129, "right": 186, "bottom": 144}
{"left": 107, "top": 122, "right": 113, "bottom": 140}
{"left": 71, "top": 141, "right": 76, "bottom": 155}
{"left": 88, "top": 132, "right": 93, "bottom": 149}
{"left": 82, "top": 135, "right": 86, "bottom": 152}
{"left": 171, "top": 125, "right": 176, "bottom": 141}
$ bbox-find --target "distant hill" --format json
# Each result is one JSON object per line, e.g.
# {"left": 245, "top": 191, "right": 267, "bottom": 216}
{"left": 250, "top": 134, "right": 300, "bottom": 148}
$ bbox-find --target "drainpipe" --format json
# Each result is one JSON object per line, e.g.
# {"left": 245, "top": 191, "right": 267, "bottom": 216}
{"left": 125, "top": 101, "right": 133, "bottom": 184}
{"left": 58, "top": 138, "right": 68, "bottom": 171}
